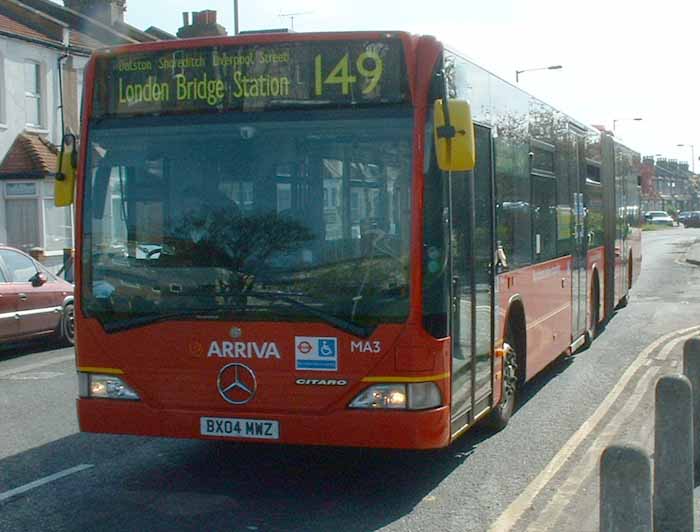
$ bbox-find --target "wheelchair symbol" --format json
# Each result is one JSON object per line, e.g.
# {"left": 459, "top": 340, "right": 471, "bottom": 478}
{"left": 319, "top": 340, "right": 335, "bottom": 358}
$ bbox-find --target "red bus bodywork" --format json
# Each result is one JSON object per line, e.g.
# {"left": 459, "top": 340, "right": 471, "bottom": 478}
{"left": 74, "top": 31, "right": 640, "bottom": 449}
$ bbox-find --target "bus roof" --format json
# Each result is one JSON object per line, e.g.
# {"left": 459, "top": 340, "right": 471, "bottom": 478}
{"left": 92, "top": 30, "right": 417, "bottom": 57}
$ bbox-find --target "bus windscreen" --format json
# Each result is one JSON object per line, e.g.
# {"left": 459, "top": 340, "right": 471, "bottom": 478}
{"left": 93, "top": 39, "right": 408, "bottom": 117}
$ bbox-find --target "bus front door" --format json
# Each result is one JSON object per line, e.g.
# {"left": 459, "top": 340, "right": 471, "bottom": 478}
{"left": 450, "top": 124, "right": 495, "bottom": 433}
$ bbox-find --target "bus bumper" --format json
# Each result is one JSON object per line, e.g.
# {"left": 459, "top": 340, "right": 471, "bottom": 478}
{"left": 77, "top": 399, "right": 451, "bottom": 450}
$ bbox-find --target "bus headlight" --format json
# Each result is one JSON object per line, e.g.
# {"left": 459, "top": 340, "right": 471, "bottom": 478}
{"left": 349, "top": 382, "right": 442, "bottom": 410}
{"left": 78, "top": 373, "right": 140, "bottom": 400}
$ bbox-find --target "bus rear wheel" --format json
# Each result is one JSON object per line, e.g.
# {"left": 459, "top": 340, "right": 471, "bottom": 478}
{"left": 584, "top": 277, "right": 600, "bottom": 348}
{"left": 617, "top": 255, "right": 633, "bottom": 308}
{"left": 485, "top": 340, "right": 518, "bottom": 431}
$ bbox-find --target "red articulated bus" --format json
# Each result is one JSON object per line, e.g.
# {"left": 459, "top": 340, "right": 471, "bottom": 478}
{"left": 56, "top": 30, "right": 640, "bottom": 449}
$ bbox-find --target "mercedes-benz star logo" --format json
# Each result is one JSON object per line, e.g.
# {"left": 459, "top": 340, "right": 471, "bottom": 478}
{"left": 217, "top": 363, "right": 257, "bottom": 405}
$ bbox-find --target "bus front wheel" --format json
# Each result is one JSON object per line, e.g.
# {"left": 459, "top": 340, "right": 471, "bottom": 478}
{"left": 485, "top": 339, "right": 518, "bottom": 431}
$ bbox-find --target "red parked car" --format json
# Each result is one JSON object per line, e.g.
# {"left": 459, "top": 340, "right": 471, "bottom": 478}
{"left": 0, "top": 245, "right": 74, "bottom": 347}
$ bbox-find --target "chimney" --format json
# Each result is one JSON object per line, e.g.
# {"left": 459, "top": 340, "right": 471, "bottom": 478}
{"left": 177, "top": 9, "right": 227, "bottom": 38}
{"left": 64, "top": 0, "right": 126, "bottom": 25}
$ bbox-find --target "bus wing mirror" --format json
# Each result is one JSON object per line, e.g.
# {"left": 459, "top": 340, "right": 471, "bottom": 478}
{"left": 55, "top": 134, "right": 77, "bottom": 207}
{"left": 433, "top": 99, "right": 476, "bottom": 172}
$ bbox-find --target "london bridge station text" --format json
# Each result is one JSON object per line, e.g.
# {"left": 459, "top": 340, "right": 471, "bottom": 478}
{"left": 116, "top": 51, "right": 293, "bottom": 107}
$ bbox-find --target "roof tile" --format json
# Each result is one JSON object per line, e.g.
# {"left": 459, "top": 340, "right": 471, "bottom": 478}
{"left": 0, "top": 12, "right": 49, "bottom": 42}
{"left": 0, "top": 133, "right": 58, "bottom": 176}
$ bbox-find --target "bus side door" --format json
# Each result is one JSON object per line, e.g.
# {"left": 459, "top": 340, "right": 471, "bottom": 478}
{"left": 569, "top": 127, "right": 588, "bottom": 340}
{"left": 450, "top": 124, "right": 495, "bottom": 432}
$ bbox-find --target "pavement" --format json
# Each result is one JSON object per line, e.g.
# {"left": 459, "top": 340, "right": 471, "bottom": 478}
{"left": 624, "top": 240, "right": 700, "bottom": 530}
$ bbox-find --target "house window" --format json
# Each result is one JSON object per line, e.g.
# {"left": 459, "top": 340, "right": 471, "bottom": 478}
{"left": 6, "top": 182, "right": 37, "bottom": 196}
{"left": 3, "top": 180, "right": 73, "bottom": 255}
{"left": 24, "top": 62, "right": 42, "bottom": 127}
{"left": 42, "top": 182, "right": 73, "bottom": 252}
{"left": 4, "top": 181, "right": 39, "bottom": 250}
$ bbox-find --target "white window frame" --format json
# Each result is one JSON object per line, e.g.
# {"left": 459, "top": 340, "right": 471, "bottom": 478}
{"left": 24, "top": 60, "right": 44, "bottom": 129}
{"left": 0, "top": 54, "right": 6, "bottom": 128}
{"left": 4, "top": 181, "right": 38, "bottom": 198}
{"left": 3, "top": 180, "right": 40, "bottom": 251}
{"left": 3, "top": 179, "right": 74, "bottom": 257}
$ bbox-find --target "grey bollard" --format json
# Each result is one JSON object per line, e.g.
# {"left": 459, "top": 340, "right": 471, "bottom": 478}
{"left": 600, "top": 445, "right": 652, "bottom": 532}
{"left": 682, "top": 337, "right": 700, "bottom": 476}
{"left": 654, "top": 374, "right": 694, "bottom": 532}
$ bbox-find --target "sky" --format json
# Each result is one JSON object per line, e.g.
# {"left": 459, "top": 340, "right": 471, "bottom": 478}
{"left": 116, "top": 0, "right": 699, "bottom": 168}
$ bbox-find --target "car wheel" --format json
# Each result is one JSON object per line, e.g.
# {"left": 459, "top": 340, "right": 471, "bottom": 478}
{"left": 61, "top": 303, "right": 75, "bottom": 345}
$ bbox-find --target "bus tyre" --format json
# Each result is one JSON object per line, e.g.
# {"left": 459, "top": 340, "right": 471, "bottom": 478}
{"left": 584, "top": 281, "right": 600, "bottom": 348}
{"left": 61, "top": 303, "right": 75, "bottom": 346}
{"left": 485, "top": 342, "right": 518, "bottom": 431}
{"left": 617, "top": 255, "right": 633, "bottom": 309}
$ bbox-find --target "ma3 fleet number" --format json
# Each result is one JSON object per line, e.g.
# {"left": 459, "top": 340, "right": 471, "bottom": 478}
{"left": 351, "top": 341, "right": 381, "bottom": 353}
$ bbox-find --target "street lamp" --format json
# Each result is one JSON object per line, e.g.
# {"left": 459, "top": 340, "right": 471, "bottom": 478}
{"left": 612, "top": 117, "right": 642, "bottom": 133}
{"left": 515, "top": 65, "right": 562, "bottom": 83}
{"left": 233, "top": 0, "right": 239, "bottom": 35}
{"left": 676, "top": 144, "right": 696, "bottom": 173}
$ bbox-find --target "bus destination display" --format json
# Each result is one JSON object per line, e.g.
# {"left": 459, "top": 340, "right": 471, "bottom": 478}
{"left": 93, "top": 39, "right": 408, "bottom": 116}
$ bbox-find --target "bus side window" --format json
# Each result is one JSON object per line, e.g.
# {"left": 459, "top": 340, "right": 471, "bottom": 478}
{"left": 531, "top": 175, "right": 557, "bottom": 261}
{"left": 494, "top": 137, "right": 532, "bottom": 267}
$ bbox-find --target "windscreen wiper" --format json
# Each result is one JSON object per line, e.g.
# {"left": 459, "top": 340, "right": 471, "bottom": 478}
{"left": 244, "top": 291, "right": 372, "bottom": 338}
{"left": 98, "top": 294, "right": 372, "bottom": 337}
{"left": 101, "top": 309, "right": 235, "bottom": 333}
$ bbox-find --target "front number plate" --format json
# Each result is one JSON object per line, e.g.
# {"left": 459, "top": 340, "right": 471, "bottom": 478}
{"left": 200, "top": 417, "right": 279, "bottom": 440}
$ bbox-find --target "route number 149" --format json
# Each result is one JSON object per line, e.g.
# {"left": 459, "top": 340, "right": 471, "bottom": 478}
{"left": 314, "top": 52, "right": 384, "bottom": 96}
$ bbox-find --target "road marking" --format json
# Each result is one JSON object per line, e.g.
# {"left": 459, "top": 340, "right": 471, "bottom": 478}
{"left": 675, "top": 256, "right": 696, "bottom": 267}
{"left": 3, "top": 371, "right": 64, "bottom": 381}
{"left": 0, "top": 354, "right": 74, "bottom": 378}
{"left": 656, "top": 333, "right": 690, "bottom": 360}
{"left": 488, "top": 323, "right": 700, "bottom": 532}
{"left": 528, "top": 330, "right": 700, "bottom": 531}
{"left": 0, "top": 464, "right": 93, "bottom": 503}
{"left": 524, "top": 366, "right": 660, "bottom": 532}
